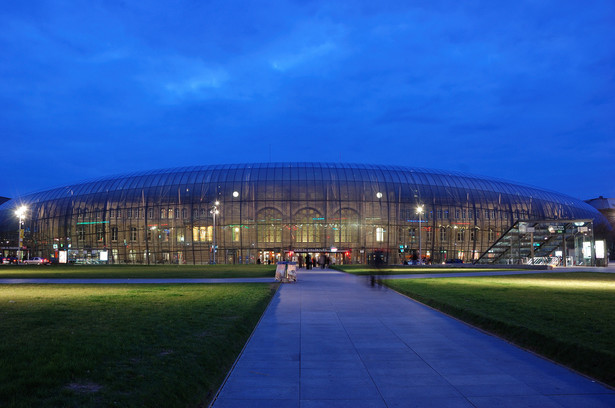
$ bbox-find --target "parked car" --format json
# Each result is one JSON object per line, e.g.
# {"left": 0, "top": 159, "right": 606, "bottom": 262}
{"left": 1, "top": 256, "right": 18, "bottom": 264}
{"left": 23, "top": 257, "right": 51, "bottom": 265}
{"left": 445, "top": 258, "right": 464, "bottom": 264}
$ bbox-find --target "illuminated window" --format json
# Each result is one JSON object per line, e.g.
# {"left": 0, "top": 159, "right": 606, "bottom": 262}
{"left": 168, "top": 208, "right": 174, "bottom": 219}
{"left": 233, "top": 227, "right": 240, "bottom": 242}
{"left": 295, "top": 208, "right": 322, "bottom": 243}
{"left": 334, "top": 209, "right": 359, "bottom": 243}
{"left": 257, "top": 208, "right": 283, "bottom": 243}
{"left": 192, "top": 226, "right": 213, "bottom": 242}
{"left": 376, "top": 227, "right": 384, "bottom": 242}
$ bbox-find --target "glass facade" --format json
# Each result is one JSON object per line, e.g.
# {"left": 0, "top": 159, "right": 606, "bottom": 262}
{"left": 0, "top": 163, "right": 608, "bottom": 265}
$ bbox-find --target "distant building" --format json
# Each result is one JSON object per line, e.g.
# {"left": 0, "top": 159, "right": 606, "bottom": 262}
{"left": 586, "top": 196, "right": 615, "bottom": 260}
{"left": 0, "top": 163, "right": 609, "bottom": 265}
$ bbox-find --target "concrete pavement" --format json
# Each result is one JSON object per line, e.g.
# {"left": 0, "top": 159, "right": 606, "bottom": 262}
{"left": 210, "top": 269, "right": 615, "bottom": 408}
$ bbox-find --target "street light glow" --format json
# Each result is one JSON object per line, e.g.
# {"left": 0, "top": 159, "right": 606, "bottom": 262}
{"left": 416, "top": 205, "right": 424, "bottom": 214}
{"left": 15, "top": 205, "right": 28, "bottom": 218}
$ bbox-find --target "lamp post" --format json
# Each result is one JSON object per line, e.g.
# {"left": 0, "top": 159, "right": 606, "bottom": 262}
{"left": 210, "top": 201, "right": 220, "bottom": 264}
{"left": 416, "top": 205, "right": 424, "bottom": 265}
{"left": 15, "top": 206, "right": 27, "bottom": 262}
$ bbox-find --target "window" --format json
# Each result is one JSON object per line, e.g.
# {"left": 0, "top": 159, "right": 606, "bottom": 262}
{"left": 455, "top": 209, "right": 460, "bottom": 219}
{"left": 192, "top": 209, "right": 199, "bottom": 219}
{"left": 192, "top": 226, "right": 213, "bottom": 242}
{"left": 488, "top": 229, "right": 495, "bottom": 242}
{"left": 117, "top": 209, "right": 121, "bottom": 218}
{"left": 409, "top": 228, "right": 416, "bottom": 242}
{"left": 257, "top": 208, "right": 283, "bottom": 243}
{"left": 232, "top": 227, "right": 240, "bottom": 242}
{"left": 470, "top": 230, "right": 475, "bottom": 241}
{"left": 77, "top": 225, "right": 86, "bottom": 241}
{"left": 111, "top": 227, "right": 118, "bottom": 241}
{"left": 130, "top": 227, "right": 137, "bottom": 241}
{"left": 182, "top": 208, "right": 188, "bottom": 219}
{"left": 376, "top": 227, "right": 384, "bottom": 242}
{"left": 127, "top": 209, "right": 132, "bottom": 219}
{"left": 437, "top": 209, "right": 442, "bottom": 219}
{"left": 457, "top": 230, "right": 464, "bottom": 242}
{"left": 148, "top": 208, "right": 153, "bottom": 218}
{"left": 110, "top": 209, "right": 115, "bottom": 218}
{"left": 334, "top": 209, "right": 359, "bottom": 243}
{"left": 440, "top": 228, "right": 446, "bottom": 242}
{"left": 96, "top": 226, "right": 105, "bottom": 241}
{"left": 168, "top": 208, "right": 174, "bottom": 219}
{"left": 160, "top": 208, "right": 166, "bottom": 219}
{"left": 294, "top": 208, "right": 322, "bottom": 243}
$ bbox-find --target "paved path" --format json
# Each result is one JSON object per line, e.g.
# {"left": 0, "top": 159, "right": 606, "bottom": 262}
{"left": 211, "top": 269, "right": 615, "bottom": 408}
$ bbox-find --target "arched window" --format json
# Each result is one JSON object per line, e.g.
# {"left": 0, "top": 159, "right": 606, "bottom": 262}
{"left": 294, "top": 208, "right": 322, "bottom": 244}
{"left": 333, "top": 208, "right": 359, "bottom": 243}
{"left": 257, "top": 208, "right": 283, "bottom": 243}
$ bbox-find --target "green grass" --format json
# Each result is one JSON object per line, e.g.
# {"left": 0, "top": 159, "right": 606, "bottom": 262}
{"left": 385, "top": 272, "right": 615, "bottom": 386}
{"left": 0, "top": 283, "right": 278, "bottom": 407}
{"left": 332, "top": 264, "right": 519, "bottom": 275}
{"left": 0, "top": 264, "right": 275, "bottom": 279}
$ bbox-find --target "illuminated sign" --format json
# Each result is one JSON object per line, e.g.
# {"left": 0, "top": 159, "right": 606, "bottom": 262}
{"left": 596, "top": 241, "right": 605, "bottom": 259}
{"left": 100, "top": 250, "right": 108, "bottom": 261}
{"left": 59, "top": 251, "right": 68, "bottom": 264}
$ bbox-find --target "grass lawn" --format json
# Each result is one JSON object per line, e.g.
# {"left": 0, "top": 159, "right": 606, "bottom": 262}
{"left": 385, "top": 272, "right": 615, "bottom": 387}
{"left": 0, "top": 283, "right": 278, "bottom": 408}
{"left": 0, "top": 264, "right": 275, "bottom": 279}
{"left": 333, "top": 264, "right": 519, "bottom": 275}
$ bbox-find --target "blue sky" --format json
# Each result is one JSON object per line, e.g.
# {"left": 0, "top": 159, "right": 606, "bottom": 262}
{"left": 1, "top": 0, "right": 614, "bottom": 200}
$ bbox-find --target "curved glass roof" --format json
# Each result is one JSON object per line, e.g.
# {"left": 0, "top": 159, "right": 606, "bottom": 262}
{"left": 0, "top": 162, "right": 602, "bottom": 219}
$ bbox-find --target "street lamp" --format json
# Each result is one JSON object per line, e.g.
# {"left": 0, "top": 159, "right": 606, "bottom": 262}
{"left": 416, "top": 205, "right": 424, "bottom": 265}
{"left": 15, "top": 206, "right": 27, "bottom": 262}
{"left": 210, "top": 201, "right": 220, "bottom": 264}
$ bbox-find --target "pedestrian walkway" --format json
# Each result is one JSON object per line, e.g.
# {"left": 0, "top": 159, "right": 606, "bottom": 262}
{"left": 211, "top": 269, "right": 615, "bottom": 408}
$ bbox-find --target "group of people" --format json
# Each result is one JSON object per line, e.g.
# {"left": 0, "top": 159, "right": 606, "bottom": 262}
{"left": 297, "top": 253, "right": 330, "bottom": 269}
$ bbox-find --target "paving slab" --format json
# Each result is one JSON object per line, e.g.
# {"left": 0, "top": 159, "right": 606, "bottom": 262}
{"left": 211, "top": 269, "right": 615, "bottom": 407}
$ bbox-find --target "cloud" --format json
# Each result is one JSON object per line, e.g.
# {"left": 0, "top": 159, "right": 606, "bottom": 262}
{"left": 271, "top": 41, "right": 337, "bottom": 72}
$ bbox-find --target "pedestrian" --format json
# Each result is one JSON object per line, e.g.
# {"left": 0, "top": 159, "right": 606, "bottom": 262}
{"left": 305, "top": 254, "right": 311, "bottom": 270}
{"left": 298, "top": 254, "right": 304, "bottom": 269}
